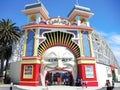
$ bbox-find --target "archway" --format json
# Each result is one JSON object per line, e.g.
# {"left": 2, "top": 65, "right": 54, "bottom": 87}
{"left": 38, "top": 31, "right": 81, "bottom": 86}
{"left": 40, "top": 46, "right": 78, "bottom": 86}
{"left": 45, "top": 70, "right": 73, "bottom": 86}
{"left": 38, "top": 31, "right": 80, "bottom": 58}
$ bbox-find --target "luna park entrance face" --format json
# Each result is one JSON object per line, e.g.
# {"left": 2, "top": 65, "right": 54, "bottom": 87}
{"left": 40, "top": 46, "right": 78, "bottom": 86}
{"left": 45, "top": 71, "right": 73, "bottom": 86}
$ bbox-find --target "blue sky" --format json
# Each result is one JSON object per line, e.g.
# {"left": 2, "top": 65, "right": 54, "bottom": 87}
{"left": 0, "top": 0, "right": 120, "bottom": 64}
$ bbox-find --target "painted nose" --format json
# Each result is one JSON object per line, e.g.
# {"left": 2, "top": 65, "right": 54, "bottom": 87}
{"left": 56, "top": 60, "right": 63, "bottom": 69}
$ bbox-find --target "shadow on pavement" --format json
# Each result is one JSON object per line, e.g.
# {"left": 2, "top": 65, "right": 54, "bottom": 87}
{"left": 96, "top": 87, "right": 106, "bottom": 90}
{"left": 14, "top": 86, "right": 27, "bottom": 90}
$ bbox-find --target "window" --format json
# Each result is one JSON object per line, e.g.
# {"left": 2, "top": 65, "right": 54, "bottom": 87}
{"left": 82, "top": 31, "right": 90, "bottom": 56}
{"left": 26, "top": 30, "right": 35, "bottom": 56}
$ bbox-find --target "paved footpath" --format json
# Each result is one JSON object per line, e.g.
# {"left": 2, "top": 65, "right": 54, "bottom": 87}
{"left": 0, "top": 83, "right": 120, "bottom": 90}
{"left": 15, "top": 83, "right": 120, "bottom": 90}
{"left": 15, "top": 85, "right": 102, "bottom": 90}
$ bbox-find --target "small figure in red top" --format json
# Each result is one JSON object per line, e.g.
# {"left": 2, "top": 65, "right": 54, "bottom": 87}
{"left": 57, "top": 77, "right": 61, "bottom": 85}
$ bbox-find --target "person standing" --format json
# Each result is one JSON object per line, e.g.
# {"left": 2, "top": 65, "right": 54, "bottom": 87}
{"left": 105, "top": 80, "right": 112, "bottom": 90}
{"left": 85, "top": 81, "right": 88, "bottom": 88}
{"left": 57, "top": 77, "right": 61, "bottom": 85}
{"left": 10, "top": 81, "right": 13, "bottom": 90}
{"left": 80, "top": 79, "right": 83, "bottom": 86}
{"left": 112, "top": 80, "right": 115, "bottom": 89}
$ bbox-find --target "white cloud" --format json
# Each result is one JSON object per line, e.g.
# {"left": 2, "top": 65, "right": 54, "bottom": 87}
{"left": 108, "top": 35, "right": 120, "bottom": 45}
{"left": 110, "top": 46, "right": 120, "bottom": 63}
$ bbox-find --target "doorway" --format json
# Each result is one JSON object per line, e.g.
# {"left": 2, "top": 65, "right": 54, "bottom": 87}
{"left": 45, "top": 71, "right": 73, "bottom": 86}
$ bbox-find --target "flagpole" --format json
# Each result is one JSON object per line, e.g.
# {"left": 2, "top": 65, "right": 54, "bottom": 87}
{"left": 76, "top": 0, "right": 79, "bottom": 5}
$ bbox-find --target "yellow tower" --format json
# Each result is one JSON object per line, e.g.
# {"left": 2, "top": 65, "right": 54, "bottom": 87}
{"left": 20, "top": 1, "right": 49, "bottom": 86}
{"left": 68, "top": 5, "right": 98, "bottom": 86}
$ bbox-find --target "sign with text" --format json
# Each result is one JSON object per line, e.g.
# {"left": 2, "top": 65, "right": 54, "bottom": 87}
{"left": 46, "top": 17, "right": 70, "bottom": 25}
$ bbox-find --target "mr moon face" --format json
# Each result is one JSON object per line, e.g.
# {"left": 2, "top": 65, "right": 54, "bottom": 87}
{"left": 40, "top": 46, "right": 77, "bottom": 86}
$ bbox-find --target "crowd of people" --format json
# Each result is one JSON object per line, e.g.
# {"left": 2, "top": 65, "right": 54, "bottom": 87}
{"left": 43, "top": 71, "right": 116, "bottom": 90}
{"left": 45, "top": 72, "right": 114, "bottom": 90}
{"left": 46, "top": 72, "right": 73, "bottom": 86}
{"left": 75, "top": 78, "right": 87, "bottom": 88}
{"left": 46, "top": 76, "right": 88, "bottom": 88}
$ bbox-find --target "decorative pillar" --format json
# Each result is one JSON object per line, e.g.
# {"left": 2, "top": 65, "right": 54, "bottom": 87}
{"left": 88, "top": 31, "right": 94, "bottom": 57}
{"left": 79, "top": 30, "right": 84, "bottom": 57}
{"left": 20, "top": 28, "right": 41, "bottom": 86}
{"left": 20, "top": 1, "right": 49, "bottom": 86}
{"left": 20, "top": 60, "right": 41, "bottom": 86}
{"left": 77, "top": 57, "right": 98, "bottom": 86}
{"left": 78, "top": 30, "right": 98, "bottom": 86}
{"left": 23, "top": 30, "right": 27, "bottom": 56}
{"left": 33, "top": 29, "right": 38, "bottom": 56}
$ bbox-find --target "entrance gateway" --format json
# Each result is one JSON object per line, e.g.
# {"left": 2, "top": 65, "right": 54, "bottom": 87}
{"left": 45, "top": 69, "right": 73, "bottom": 85}
{"left": 41, "top": 46, "right": 77, "bottom": 86}
{"left": 20, "top": 1, "right": 98, "bottom": 86}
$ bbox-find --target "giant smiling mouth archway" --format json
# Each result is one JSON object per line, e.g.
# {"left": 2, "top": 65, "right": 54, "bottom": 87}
{"left": 45, "top": 70, "right": 74, "bottom": 86}
{"left": 40, "top": 46, "right": 78, "bottom": 86}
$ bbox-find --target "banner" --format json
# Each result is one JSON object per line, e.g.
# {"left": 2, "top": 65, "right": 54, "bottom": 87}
{"left": 23, "top": 65, "right": 33, "bottom": 78}
{"left": 85, "top": 65, "right": 94, "bottom": 78}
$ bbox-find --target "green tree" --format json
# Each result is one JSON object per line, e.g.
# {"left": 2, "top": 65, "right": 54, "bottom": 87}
{"left": 0, "top": 19, "right": 21, "bottom": 83}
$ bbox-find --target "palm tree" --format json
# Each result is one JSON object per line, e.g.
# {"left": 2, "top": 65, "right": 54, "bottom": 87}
{"left": 0, "top": 19, "right": 21, "bottom": 83}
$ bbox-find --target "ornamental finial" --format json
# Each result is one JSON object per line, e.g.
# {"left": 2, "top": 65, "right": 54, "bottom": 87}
{"left": 37, "top": 0, "right": 40, "bottom": 2}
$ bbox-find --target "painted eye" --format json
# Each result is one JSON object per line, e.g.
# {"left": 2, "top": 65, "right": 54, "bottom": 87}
{"left": 48, "top": 58, "right": 57, "bottom": 62}
{"left": 47, "top": 59, "right": 51, "bottom": 62}
{"left": 62, "top": 58, "right": 70, "bottom": 62}
{"left": 48, "top": 59, "right": 53, "bottom": 62}
{"left": 53, "top": 58, "right": 57, "bottom": 62}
